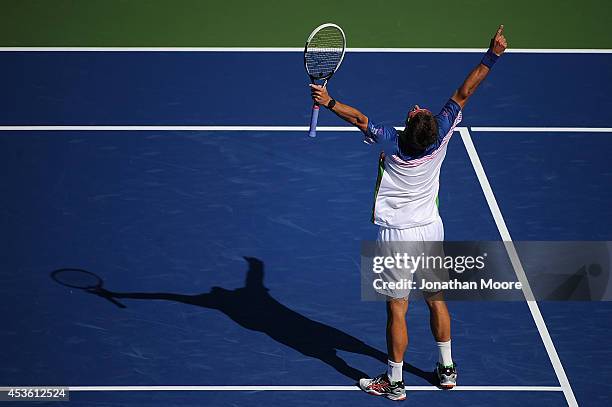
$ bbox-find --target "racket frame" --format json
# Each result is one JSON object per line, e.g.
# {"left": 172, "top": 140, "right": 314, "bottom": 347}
{"left": 304, "top": 23, "right": 347, "bottom": 81}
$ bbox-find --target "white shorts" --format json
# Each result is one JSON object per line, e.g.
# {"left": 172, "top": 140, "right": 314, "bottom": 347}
{"left": 374, "top": 218, "right": 447, "bottom": 300}
{"left": 377, "top": 217, "right": 444, "bottom": 243}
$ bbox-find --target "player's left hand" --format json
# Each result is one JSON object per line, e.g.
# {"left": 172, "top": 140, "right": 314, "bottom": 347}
{"left": 490, "top": 25, "right": 508, "bottom": 56}
{"left": 310, "top": 84, "right": 332, "bottom": 106}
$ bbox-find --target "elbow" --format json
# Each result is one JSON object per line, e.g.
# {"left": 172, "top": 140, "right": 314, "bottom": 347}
{"left": 453, "top": 88, "right": 472, "bottom": 105}
{"left": 356, "top": 113, "right": 367, "bottom": 126}
{"left": 457, "top": 87, "right": 473, "bottom": 100}
{"left": 354, "top": 114, "right": 368, "bottom": 132}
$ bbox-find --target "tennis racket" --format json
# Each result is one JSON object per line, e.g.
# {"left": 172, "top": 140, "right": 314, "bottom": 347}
{"left": 304, "top": 23, "right": 346, "bottom": 138}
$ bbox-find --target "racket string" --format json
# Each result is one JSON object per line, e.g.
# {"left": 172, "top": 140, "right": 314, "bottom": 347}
{"left": 305, "top": 27, "right": 344, "bottom": 79}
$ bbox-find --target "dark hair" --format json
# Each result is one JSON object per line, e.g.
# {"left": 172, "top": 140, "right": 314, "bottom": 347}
{"left": 398, "top": 112, "right": 438, "bottom": 155}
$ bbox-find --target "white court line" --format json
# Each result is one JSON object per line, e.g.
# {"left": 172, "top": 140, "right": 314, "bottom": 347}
{"left": 0, "top": 47, "right": 610, "bottom": 53}
{"left": 472, "top": 127, "right": 612, "bottom": 133}
{"left": 1, "top": 126, "right": 611, "bottom": 133}
{"left": 459, "top": 127, "right": 578, "bottom": 407}
{"left": 0, "top": 126, "right": 348, "bottom": 132}
{"left": 0, "top": 386, "right": 561, "bottom": 392}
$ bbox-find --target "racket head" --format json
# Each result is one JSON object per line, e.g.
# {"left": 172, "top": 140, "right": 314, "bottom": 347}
{"left": 304, "top": 23, "right": 346, "bottom": 81}
{"left": 51, "top": 268, "right": 103, "bottom": 290}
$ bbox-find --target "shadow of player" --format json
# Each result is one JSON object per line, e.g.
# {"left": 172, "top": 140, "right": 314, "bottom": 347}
{"left": 54, "top": 257, "right": 435, "bottom": 384}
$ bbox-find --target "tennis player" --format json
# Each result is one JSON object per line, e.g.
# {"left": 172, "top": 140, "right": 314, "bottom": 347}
{"left": 311, "top": 26, "right": 507, "bottom": 400}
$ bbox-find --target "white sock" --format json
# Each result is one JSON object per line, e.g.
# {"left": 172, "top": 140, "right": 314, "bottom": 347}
{"left": 437, "top": 340, "right": 453, "bottom": 367}
{"left": 387, "top": 359, "right": 403, "bottom": 383}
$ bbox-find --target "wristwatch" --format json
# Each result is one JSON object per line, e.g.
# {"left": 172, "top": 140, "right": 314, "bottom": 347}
{"left": 326, "top": 98, "right": 337, "bottom": 110}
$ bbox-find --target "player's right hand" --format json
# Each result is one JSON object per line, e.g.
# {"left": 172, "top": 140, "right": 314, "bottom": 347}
{"left": 310, "top": 84, "right": 332, "bottom": 106}
{"left": 490, "top": 25, "right": 508, "bottom": 56}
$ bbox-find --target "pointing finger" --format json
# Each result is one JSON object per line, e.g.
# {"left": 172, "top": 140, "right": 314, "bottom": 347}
{"left": 495, "top": 24, "right": 504, "bottom": 38}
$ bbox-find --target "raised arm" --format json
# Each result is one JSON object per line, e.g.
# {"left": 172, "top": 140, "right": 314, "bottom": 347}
{"left": 310, "top": 84, "right": 369, "bottom": 132}
{"left": 451, "top": 25, "right": 508, "bottom": 109}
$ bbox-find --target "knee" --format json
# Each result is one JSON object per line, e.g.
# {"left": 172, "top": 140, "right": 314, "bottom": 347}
{"left": 427, "top": 302, "right": 445, "bottom": 316}
{"left": 425, "top": 292, "right": 446, "bottom": 310}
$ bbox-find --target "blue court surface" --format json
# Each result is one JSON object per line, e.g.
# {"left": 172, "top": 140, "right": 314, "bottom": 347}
{"left": 0, "top": 50, "right": 611, "bottom": 406}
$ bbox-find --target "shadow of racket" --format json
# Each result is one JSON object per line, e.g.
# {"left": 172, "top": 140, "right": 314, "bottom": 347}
{"left": 51, "top": 268, "right": 126, "bottom": 308}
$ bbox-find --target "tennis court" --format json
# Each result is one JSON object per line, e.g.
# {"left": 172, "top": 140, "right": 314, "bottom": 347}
{"left": 1, "top": 2, "right": 611, "bottom": 406}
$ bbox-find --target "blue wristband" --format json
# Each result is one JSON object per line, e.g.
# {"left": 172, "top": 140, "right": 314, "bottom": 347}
{"left": 481, "top": 49, "right": 499, "bottom": 69}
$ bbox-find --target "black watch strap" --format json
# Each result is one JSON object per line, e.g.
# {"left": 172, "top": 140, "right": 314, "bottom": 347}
{"left": 326, "top": 99, "right": 337, "bottom": 109}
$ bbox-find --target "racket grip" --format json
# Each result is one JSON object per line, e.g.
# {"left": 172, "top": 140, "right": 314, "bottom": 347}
{"left": 308, "top": 104, "right": 320, "bottom": 138}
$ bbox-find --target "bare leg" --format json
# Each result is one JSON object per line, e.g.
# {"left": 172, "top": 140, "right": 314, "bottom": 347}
{"left": 386, "top": 298, "right": 408, "bottom": 362}
{"left": 424, "top": 291, "right": 450, "bottom": 342}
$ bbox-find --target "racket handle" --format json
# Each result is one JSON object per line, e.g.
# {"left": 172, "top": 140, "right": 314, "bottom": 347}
{"left": 308, "top": 104, "right": 320, "bottom": 138}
